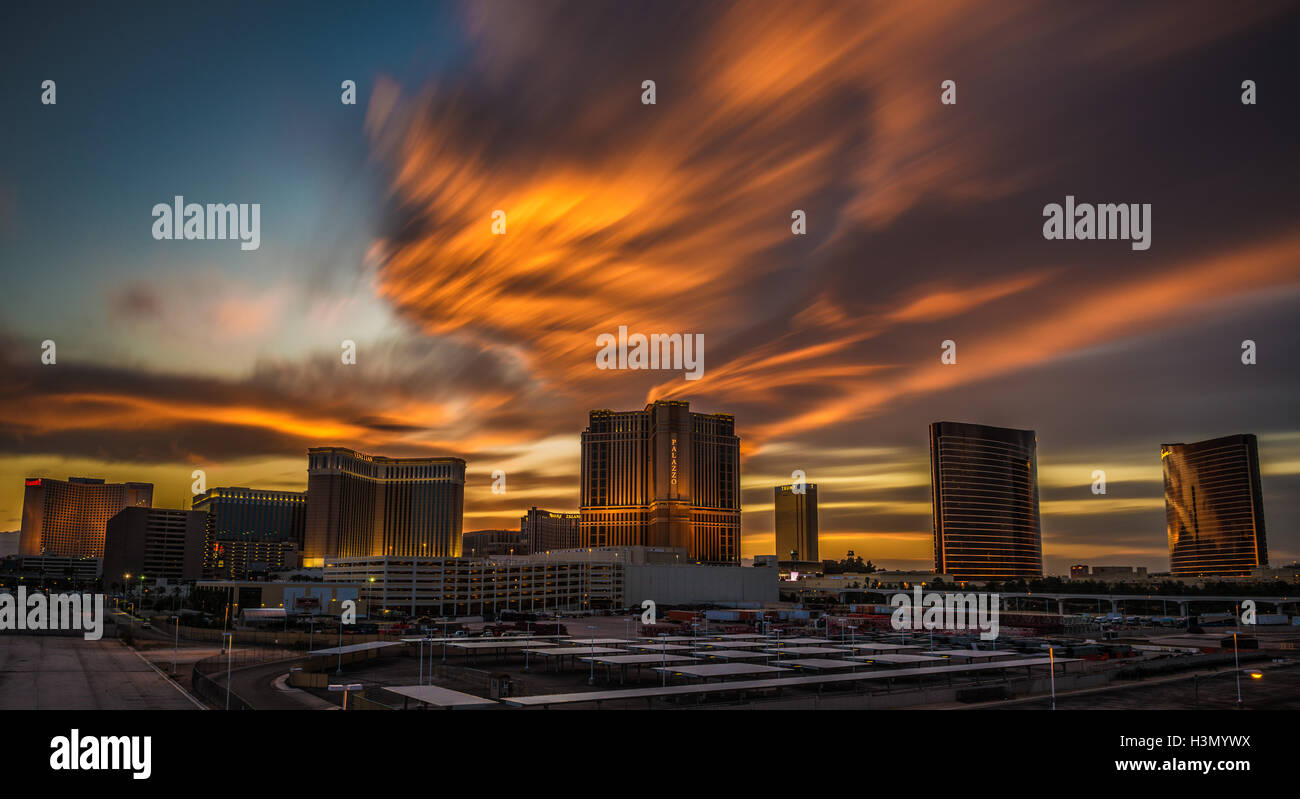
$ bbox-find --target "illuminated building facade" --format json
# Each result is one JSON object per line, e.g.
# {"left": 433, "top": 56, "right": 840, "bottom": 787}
{"left": 521, "top": 507, "right": 580, "bottom": 553}
{"left": 205, "top": 539, "right": 298, "bottom": 580}
{"left": 303, "top": 448, "right": 465, "bottom": 567}
{"left": 580, "top": 400, "right": 740, "bottom": 563}
{"left": 323, "top": 548, "right": 776, "bottom": 617}
{"left": 774, "top": 484, "right": 819, "bottom": 562}
{"left": 192, "top": 486, "right": 306, "bottom": 578}
{"left": 19, "top": 476, "right": 153, "bottom": 558}
{"left": 1163, "top": 434, "right": 1267, "bottom": 577}
{"left": 930, "top": 421, "right": 1043, "bottom": 581}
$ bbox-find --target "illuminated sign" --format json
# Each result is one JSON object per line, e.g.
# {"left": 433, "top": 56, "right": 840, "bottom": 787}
{"left": 670, "top": 436, "right": 678, "bottom": 486}
{"left": 24, "top": 479, "right": 40, "bottom": 486}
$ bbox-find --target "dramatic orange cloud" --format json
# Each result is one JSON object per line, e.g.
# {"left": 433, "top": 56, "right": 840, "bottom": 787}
{"left": 4, "top": 0, "right": 1299, "bottom": 570}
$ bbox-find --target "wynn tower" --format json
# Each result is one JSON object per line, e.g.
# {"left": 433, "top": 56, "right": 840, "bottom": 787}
{"left": 930, "top": 421, "right": 1043, "bottom": 581}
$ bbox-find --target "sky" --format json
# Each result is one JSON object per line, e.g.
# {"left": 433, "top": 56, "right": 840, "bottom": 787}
{"left": 1, "top": 0, "right": 1298, "bottom": 572}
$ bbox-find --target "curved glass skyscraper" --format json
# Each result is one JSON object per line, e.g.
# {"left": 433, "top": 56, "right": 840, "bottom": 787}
{"left": 930, "top": 422, "right": 1043, "bottom": 581}
{"left": 1163, "top": 434, "right": 1267, "bottom": 577}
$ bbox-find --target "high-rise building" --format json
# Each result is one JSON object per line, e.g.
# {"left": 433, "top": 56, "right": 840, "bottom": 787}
{"left": 580, "top": 400, "right": 740, "bottom": 563}
{"left": 192, "top": 486, "right": 306, "bottom": 578}
{"left": 102, "top": 506, "right": 206, "bottom": 585}
{"left": 521, "top": 507, "right": 580, "bottom": 553}
{"left": 20, "top": 477, "right": 153, "bottom": 558}
{"left": 930, "top": 422, "right": 1043, "bottom": 581}
{"left": 1163, "top": 434, "right": 1267, "bottom": 577}
{"left": 303, "top": 448, "right": 466, "bottom": 567}
{"left": 774, "top": 484, "right": 818, "bottom": 562}
{"left": 205, "top": 539, "right": 299, "bottom": 580}
{"left": 462, "top": 529, "right": 527, "bottom": 557}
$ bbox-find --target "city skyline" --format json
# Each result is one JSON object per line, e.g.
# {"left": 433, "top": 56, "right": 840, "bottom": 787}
{"left": 3, "top": 1, "right": 1300, "bottom": 574}
{"left": 10, "top": 417, "right": 1286, "bottom": 576}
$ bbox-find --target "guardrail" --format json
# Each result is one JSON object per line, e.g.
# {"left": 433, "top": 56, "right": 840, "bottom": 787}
{"left": 132, "top": 615, "right": 391, "bottom": 649}
{"left": 191, "top": 647, "right": 299, "bottom": 710}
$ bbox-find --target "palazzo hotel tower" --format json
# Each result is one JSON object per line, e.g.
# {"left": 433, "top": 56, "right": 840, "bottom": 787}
{"left": 580, "top": 400, "right": 740, "bottom": 563}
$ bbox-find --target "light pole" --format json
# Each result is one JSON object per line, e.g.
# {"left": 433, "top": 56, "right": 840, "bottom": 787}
{"left": 222, "top": 632, "right": 233, "bottom": 710}
{"left": 336, "top": 618, "right": 344, "bottom": 675}
{"left": 659, "top": 632, "right": 668, "bottom": 686}
{"left": 1193, "top": 666, "right": 1263, "bottom": 709}
{"left": 1233, "top": 632, "right": 1241, "bottom": 707}
{"left": 124, "top": 574, "right": 133, "bottom": 631}
{"left": 1048, "top": 646, "right": 1056, "bottom": 711}
{"left": 587, "top": 625, "right": 598, "bottom": 685}
{"left": 171, "top": 615, "right": 179, "bottom": 675}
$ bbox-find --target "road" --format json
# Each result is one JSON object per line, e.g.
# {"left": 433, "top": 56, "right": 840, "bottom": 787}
{"left": 0, "top": 634, "right": 201, "bottom": 710}
{"left": 224, "top": 658, "right": 338, "bottom": 709}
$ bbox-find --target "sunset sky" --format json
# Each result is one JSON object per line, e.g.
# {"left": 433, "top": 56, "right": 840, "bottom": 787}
{"left": 2, "top": 0, "right": 1298, "bottom": 572}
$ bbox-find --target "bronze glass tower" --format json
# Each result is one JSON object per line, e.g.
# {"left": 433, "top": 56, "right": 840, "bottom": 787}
{"left": 20, "top": 476, "right": 154, "bottom": 558}
{"left": 1163, "top": 434, "right": 1267, "bottom": 577}
{"left": 303, "top": 448, "right": 465, "bottom": 567}
{"left": 930, "top": 422, "right": 1043, "bottom": 581}
{"left": 774, "top": 484, "right": 818, "bottom": 562}
{"left": 580, "top": 400, "right": 740, "bottom": 562}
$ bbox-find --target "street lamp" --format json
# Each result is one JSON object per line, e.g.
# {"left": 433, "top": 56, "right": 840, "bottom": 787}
{"left": 336, "top": 617, "right": 344, "bottom": 674}
{"left": 658, "top": 632, "right": 669, "bottom": 686}
{"left": 171, "top": 615, "right": 180, "bottom": 675}
{"left": 368, "top": 576, "right": 376, "bottom": 621}
{"left": 1192, "top": 666, "right": 1264, "bottom": 710}
{"left": 1048, "top": 646, "right": 1056, "bottom": 711}
{"left": 222, "top": 632, "right": 233, "bottom": 710}
{"left": 1233, "top": 632, "right": 1241, "bottom": 706}
{"left": 123, "top": 574, "right": 133, "bottom": 631}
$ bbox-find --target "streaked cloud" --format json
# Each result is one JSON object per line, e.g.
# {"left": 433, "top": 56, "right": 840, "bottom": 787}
{"left": 2, "top": 0, "right": 1297, "bottom": 573}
